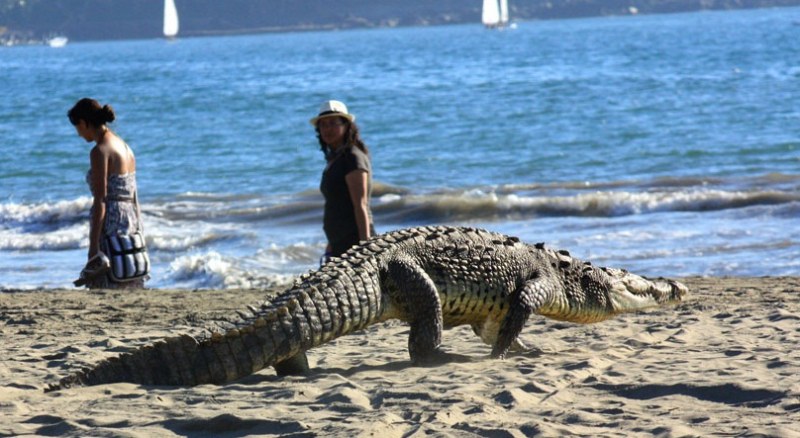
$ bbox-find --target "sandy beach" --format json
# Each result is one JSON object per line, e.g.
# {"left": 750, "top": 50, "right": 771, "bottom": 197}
{"left": 1, "top": 276, "right": 798, "bottom": 437}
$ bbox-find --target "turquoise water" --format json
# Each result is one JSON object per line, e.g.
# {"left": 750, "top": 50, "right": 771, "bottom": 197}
{"left": 1, "top": 7, "right": 798, "bottom": 288}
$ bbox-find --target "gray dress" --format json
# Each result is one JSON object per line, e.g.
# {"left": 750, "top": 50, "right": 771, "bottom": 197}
{"left": 85, "top": 171, "right": 147, "bottom": 289}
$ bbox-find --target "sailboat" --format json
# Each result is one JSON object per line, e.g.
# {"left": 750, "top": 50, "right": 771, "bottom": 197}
{"left": 47, "top": 36, "right": 69, "bottom": 48}
{"left": 482, "top": 0, "right": 510, "bottom": 29}
{"left": 163, "top": 0, "right": 179, "bottom": 39}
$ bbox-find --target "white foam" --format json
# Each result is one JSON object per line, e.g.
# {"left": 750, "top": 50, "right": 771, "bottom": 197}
{"left": 161, "top": 250, "right": 300, "bottom": 290}
{"left": 0, "top": 197, "right": 91, "bottom": 250}
{"left": 0, "top": 197, "right": 91, "bottom": 226}
{"left": 0, "top": 224, "right": 86, "bottom": 250}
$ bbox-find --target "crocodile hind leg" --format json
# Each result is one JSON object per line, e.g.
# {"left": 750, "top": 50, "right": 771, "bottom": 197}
{"left": 273, "top": 352, "right": 309, "bottom": 376}
{"left": 386, "top": 258, "right": 448, "bottom": 365}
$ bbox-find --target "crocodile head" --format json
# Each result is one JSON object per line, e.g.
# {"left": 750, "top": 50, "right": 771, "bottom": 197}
{"left": 603, "top": 267, "right": 687, "bottom": 312}
{"left": 537, "top": 262, "right": 688, "bottom": 324}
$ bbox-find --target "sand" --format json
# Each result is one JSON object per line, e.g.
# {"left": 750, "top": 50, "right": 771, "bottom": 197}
{"left": 1, "top": 276, "right": 799, "bottom": 437}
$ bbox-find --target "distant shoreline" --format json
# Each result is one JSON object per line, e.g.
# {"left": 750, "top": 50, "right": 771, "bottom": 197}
{"left": 2, "top": 1, "right": 800, "bottom": 45}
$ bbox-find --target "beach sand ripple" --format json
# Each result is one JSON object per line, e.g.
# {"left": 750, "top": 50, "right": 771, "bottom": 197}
{"left": 1, "top": 277, "right": 798, "bottom": 437}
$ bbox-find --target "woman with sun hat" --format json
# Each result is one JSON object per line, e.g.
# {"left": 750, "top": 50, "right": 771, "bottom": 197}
{"left": 310, "top": 100, "right": 375, "bottom": 262}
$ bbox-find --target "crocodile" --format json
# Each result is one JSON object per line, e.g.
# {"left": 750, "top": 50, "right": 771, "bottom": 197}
{"left": 46, "top": 226, "right": 687, "bottom": 391}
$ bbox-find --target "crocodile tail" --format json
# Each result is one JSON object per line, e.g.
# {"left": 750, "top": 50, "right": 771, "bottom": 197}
{"left": 45, "top": 302, "right": 319, "bottom": 391}
{"left": 46, "top": 334, "right": 203, "bottom": 391}
{"left": 46, "top": 269, "right": 384, "bottom": 392}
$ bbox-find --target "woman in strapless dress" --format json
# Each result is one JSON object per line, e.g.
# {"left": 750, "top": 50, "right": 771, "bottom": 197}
{"left": 68, "top": 98, "right": 148, "bottom": 289}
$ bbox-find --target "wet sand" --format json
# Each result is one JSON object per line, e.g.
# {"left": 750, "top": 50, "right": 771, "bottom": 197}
{"left": 1, "top": 276, "right": 798, "bottom": 437}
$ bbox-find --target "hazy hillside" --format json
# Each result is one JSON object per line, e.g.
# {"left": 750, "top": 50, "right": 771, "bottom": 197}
{"left": 1, "top": 0, "right": 799, "bottom": 42}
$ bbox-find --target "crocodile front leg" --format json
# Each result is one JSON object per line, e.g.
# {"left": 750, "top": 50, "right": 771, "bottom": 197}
{"left": 492, "top": 276, "right": 555, "bottom": 358}
{"left": 471, "top": 322, "right": 529, "bottom": 352}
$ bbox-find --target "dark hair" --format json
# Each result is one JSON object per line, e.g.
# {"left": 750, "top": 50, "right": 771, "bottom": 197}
{"left": 316, "top": 117, "right": 369, "bottom": 159}
{"left": 68, "top": 98, "right": 115, "bottom": 127}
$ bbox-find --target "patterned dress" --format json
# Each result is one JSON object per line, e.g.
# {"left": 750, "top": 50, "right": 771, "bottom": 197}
{"left": 85, "top": 171, "right": 147, "bottom": 289}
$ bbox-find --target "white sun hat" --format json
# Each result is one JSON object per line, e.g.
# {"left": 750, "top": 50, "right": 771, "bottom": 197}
{"left": 309, "top": 100, "right": 356, "bottom": 126}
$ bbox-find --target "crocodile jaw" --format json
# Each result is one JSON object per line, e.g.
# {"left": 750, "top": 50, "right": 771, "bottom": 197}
{"left": 610, "top": 276, "right": 686, "bottom": 313}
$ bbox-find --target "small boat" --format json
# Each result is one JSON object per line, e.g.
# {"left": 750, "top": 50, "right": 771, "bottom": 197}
{"left": 163, "top": 0, "right": 179, "bottom": 39}
{"left": 47, "top": 36, "right": 68, "bottom": 48}
{"left": 482, "top": 0, "right": 510, "bottom": 29}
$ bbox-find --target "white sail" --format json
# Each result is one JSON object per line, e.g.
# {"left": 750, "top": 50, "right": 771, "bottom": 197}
{"left": 499, "top": 0, "right": 509, "bottom": 25}
{"left": 482, "top": 0, "right": 500, "bottom": 27}
{"left": 163, "top": 0, "right": 179, "bottom": 38}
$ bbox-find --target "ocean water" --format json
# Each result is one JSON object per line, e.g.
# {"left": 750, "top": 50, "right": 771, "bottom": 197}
{"left": 1, "top": 7, "right": 798, "bottom": 289}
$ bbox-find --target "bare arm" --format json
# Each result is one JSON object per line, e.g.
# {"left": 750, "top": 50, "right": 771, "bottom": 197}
{"left": 345, "top": 169, "right": 371, "bottom": 242}
{"left": 88, "top": 146, "right": 109, "bottom": 258}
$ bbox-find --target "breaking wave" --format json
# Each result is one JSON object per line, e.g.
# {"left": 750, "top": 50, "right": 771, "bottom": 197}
{"left": 373, "top": 187, "right": 797, "bottom": 223}
{"left": 2, "top": 173, "right": 797, "bottom": 252}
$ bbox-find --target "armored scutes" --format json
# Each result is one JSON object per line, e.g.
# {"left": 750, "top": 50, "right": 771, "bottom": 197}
{"left": 47, "top": 226, "right": 687, "bottom": 391}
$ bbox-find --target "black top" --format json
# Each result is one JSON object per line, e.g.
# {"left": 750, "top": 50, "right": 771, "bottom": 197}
{"left": 320, "top": 145, "right": 375, "bottom": 256}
